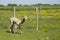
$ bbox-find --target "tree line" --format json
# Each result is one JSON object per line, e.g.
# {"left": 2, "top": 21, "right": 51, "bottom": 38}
{"left": 0, "top": 3, "right": 60, "bottom": 7}
{"left": 0, "top": 3, "right": 60, "bottom": 11}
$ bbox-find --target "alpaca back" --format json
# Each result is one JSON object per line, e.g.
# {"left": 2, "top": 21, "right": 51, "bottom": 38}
{"left": 10, "top": 17, "right": 21, "bottom": 24}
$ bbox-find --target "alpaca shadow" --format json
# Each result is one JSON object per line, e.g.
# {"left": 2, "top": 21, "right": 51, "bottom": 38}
{"left": 6, "top": 31, "right": 11, "bottom": 33}
{"left": 6, "top": 31, "right": 21, "bottom": 34}
{"left": 15, "top": 32, "right": 21, "bottom": 34}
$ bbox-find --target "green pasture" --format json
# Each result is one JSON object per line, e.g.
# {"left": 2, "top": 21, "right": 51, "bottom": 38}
{"left": 0, "top": 7, "right": 60, "bottom": 40}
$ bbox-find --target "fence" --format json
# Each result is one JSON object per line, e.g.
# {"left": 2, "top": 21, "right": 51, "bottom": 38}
{"left": 0, "top": 6, "right": 60, "bottom": 31}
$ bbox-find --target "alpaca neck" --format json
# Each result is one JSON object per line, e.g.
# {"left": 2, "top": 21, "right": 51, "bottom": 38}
{"left": 20, "top": 18, "right": 25, "bottom": 24}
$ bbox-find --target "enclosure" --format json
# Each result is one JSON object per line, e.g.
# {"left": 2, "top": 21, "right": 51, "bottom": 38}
{"left": 0, "top": 5, "right": 60, "bottom": 40}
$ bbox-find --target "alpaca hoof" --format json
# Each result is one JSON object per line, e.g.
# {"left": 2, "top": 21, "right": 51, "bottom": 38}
{"left": 20, "top": 31, "right": 23, "bottom": 34}
{"left": 20, "top": 32, "right": 23, "bottom": 34}
{"left": 10, "top": 31, "right": 15, "bottom": 34}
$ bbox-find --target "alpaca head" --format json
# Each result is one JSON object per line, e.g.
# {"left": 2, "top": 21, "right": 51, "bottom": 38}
{"left": 20, "top": 16, "right": 27, "bottom": 24}
{"left": 23, "top": 16, "right": 28, "bottom": 21}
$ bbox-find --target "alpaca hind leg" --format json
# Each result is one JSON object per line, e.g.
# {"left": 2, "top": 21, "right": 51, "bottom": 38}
{"left": 10, "top": 22, "right": 15, "bottom": 33}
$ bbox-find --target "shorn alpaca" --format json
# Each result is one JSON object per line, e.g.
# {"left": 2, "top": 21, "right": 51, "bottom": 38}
{"left": 9, "top": 16, "right": 27, "bottom": 34}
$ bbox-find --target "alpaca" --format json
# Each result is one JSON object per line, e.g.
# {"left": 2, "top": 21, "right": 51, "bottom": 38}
{"left": 9, "top": 16, "right": 27, "bottom": 34}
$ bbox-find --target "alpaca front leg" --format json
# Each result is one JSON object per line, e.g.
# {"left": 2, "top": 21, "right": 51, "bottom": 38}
{"left": 18, "top": 25, "right": 23, "bottom": 34}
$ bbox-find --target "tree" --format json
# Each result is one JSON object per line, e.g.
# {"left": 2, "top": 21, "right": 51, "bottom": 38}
{"left": 7, "top": 4, "right": 17, "bottom": 6}
{"left": 53, "top": 4, "right": 60, "bottom": 6}
{"left": 0, "top": 5, "right": 5, "bottom": 7}
{"left": 19, "top": 4, "right": 22, "bottom": 6}
{"left": 33, "top": 3, "right": 42, "bottom": 6}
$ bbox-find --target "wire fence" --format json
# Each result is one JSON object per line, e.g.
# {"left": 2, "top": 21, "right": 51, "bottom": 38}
{"left": 0, "top": 6, "right": 60, "bottom": 30}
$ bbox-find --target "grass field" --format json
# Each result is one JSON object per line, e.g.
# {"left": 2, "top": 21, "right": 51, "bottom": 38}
{"left": 0, "top": 7, "right": 60, "bottom": 40}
